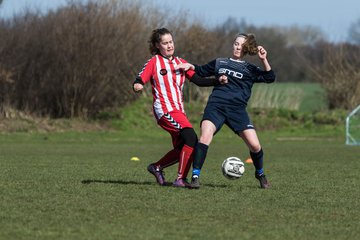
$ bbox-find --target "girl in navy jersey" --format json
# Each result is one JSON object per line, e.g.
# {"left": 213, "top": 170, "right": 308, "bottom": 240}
{"left": 177, "top": 33, "right": 276, "bottom": 189}
{"left": 133, "top": 28, "right": 227, "bottom": 187}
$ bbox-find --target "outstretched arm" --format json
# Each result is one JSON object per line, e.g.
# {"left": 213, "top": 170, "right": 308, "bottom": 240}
{"left": 190, "top": 74, "right": 228, "bottom": 86}
{"left": 176, "top": 63, "right": 195, "bottom": 71}
{"left": 177, "top": 60, "right": 216, "bottom": 77}
{"left": 177, "top": 63, "right": 227, "bottom": 86}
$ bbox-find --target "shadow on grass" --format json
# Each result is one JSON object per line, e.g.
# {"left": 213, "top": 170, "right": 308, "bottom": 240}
{"left": 81, "top": 179, "right": 228, "bottom": 188}
{"left": 81, "top": 179, "right": 154, "bottom": 185}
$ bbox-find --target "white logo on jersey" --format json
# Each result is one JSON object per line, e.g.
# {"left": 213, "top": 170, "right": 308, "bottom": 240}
{"left": 218, "top": 68, "right": 243, "bottom": 79}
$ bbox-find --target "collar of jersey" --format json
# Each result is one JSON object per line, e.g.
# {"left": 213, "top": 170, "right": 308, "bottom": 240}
{"left": 229, "top": 58, "right": 245, "bottom": 63}
{"left": 159, "top": 53, "right": 174, "bottom": 61}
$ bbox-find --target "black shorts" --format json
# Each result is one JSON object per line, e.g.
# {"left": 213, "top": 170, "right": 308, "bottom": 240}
{"left": 202, "top": 103, "right": 254, "bottom": 134}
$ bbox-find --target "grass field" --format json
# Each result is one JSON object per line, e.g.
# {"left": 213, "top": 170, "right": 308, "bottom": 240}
{"left": 249, "top": 82, "right": 327, "bottom": 112}
{"left": 1, "top": 128, "right": 359, "bottom": 240}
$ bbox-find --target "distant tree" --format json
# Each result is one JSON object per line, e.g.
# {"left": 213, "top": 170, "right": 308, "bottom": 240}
{"left": 348, "top": 18, "right": 360, "bottom": 44}
{"left": 215, "top": 17, "right": 248, "bottom": 36}
{"left": 310, "top": 42, "right": 360, "bottom": 109}
{"left": 280, "top": 25, "right": 325, "bottom": 47}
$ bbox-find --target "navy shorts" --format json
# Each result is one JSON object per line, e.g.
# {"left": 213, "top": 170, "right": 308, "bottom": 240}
{"left": 202, "top": 104, "right": 254, "bottom": 134}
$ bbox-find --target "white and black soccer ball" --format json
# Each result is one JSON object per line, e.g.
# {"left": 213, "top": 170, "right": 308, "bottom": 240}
{"left": 221, "top": 157, "right": 245, "bottom": 180}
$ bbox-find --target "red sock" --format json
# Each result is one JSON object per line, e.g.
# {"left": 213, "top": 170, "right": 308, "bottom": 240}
{"left": 155, "top": 148, "right": 180, "bottom": 169}
{"left": 183, "top": 153, "right": 193, "bottom": 179}
{"left": 177, "top": 144, "right": 194, "bottom": 179}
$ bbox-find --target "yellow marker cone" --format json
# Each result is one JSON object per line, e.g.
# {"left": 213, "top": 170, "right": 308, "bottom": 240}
{"left": 130, "top": 157, "right": 140, "bottom": 161}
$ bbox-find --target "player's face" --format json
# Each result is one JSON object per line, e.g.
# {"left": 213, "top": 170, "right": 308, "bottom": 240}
{"left": 156, "top": 33, "right": 175, "bottom": 58}
{"left": 232, "top": 36, "right": 246, "bottom": 59}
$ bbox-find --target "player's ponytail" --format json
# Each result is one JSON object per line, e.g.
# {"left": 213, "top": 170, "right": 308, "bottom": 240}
{"left": 235, "top": 33, "right": 258, "bottom": 56}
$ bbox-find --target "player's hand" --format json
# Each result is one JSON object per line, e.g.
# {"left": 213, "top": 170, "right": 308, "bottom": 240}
{"left": 257, "top": 46, "right": 267, "bottom": 60}
{"left": 133, "top": 83, "right": 143, "bottom": 92}
{"left": 175, "top": 63, "right": 195, "bottom": 71}
{"left": 219, "top": 75, "right": 228, "bottom": 84}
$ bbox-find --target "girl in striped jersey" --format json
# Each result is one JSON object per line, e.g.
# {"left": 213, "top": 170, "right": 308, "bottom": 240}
{"left": 133, "top": 28, "right": 227, "bottom": 187}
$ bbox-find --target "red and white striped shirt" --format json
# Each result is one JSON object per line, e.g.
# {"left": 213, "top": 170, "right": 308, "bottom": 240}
{"left": 138, "top": 54, "right": 195, "bottom": 120}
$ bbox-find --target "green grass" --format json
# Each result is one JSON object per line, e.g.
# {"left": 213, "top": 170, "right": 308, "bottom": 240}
{"left": 1, "top": 129, "right": 359, "bottom": 240}
{"left": 0, "top": 82, "right": 354, "bottom": 239}
{"left": 347, "top": 111, "right": 360, "bottom": 144}
{"left": 249, "top": 82, "right": 327, "bottom": 112}
{"left": 109, "top": 83, "right": 338, "bottom": 134}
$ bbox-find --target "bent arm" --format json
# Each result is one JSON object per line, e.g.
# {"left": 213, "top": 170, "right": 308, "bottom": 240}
{"left": 259, "top": 70, "right": 276, "bottom": 83}
{"left": 194, "top": 60, "right": 216, "bottom": 77}
{"left": 133, "top": 77, "right": 144, "bottom": 92}
{"left": 190, "top": 74, "right": 218, "bottom": 87}
{"left": 261, "top": 58, "right": 272, "bottom": 72}
{"left": 256, "top": 46, "right": 275, "bottom": 83}
{"left": 253, "top": 68, "right": 276, "bottom": 83}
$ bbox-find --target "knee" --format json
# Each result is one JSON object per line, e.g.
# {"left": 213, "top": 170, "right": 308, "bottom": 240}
{"left": 199, "top": 121, "right": 216, "bottom": 145}
{"left": 240, "top": 130, "right": 261, "bottom": 152}
{"left": 249, "top": 144, "right": 261, "bottom": 153}
{"left": 199, "top": 134, "right": 213, "bottom": 145}
{"left": 180, "top": 128, "right": 198, "bottom": 147}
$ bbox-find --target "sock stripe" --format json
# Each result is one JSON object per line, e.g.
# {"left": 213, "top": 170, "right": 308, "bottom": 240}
{"left": 178, "top": 151, "right": 186, "bottom": 176}
{"left": 177, "top": 144, "right": 194, "bottom": 179}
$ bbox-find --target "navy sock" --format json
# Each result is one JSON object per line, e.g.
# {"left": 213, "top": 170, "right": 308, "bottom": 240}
{"left": 192, "top": 142, "right": 209, "bottom": 177}
{"left": 255, "top": 168, "right": 264, "bottom": 176}
{"left": 250, "top": 149, "right": 264, "bottom": 175}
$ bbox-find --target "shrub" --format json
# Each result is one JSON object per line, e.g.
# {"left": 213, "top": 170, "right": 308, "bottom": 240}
{"left": 311, "top": 42, "right": 360, "bottom": 110}
{"left": 0, "top": 0, "right": 155, "bottom": 117}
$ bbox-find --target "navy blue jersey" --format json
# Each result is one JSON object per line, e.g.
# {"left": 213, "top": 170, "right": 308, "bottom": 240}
{"left": 194, "top": 58, "right": 276, "bottom": 107}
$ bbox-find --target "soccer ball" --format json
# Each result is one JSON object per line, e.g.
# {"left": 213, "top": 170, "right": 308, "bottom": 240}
{"left": 221, "top": 157, "right": 245, "bottom": 180}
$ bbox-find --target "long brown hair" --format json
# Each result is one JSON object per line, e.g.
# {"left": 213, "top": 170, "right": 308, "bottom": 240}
{"left": 235, "top": 33, "right": 258, "bottom": 56}
{"left": 148, "top": 28, "right": 173, "bottom": 55}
